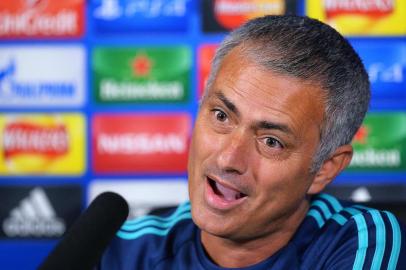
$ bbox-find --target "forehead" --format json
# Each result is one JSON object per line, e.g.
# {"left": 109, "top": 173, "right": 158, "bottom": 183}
{"left": 208, "top": 47, "right": 326, "bottom": 133}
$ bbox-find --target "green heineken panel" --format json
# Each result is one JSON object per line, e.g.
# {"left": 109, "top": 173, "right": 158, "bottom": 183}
{"left": 93, "top": 47, "right": 191, "bottom": 103}
{"left": 348, "top": 112, "right": 406, "bottom": 171}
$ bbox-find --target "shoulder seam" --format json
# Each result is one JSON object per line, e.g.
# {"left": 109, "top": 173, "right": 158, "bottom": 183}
{"left": 307, "top": 193, "right": 343, "bottom": 228}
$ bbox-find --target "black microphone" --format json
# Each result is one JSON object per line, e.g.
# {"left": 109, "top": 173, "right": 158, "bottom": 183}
{"left": 38, "top": 192, "right": 129, "bottom": 270}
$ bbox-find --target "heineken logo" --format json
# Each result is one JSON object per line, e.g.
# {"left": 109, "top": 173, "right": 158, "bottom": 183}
{"left": 348, "top": 113, "right": 406, "bottom": 171}
{"left": 93, "top": 47, "right": 190, "bottom": 103}
{"left": 351, "top": 124, "right": 401, "bottom": 168}
{"left": 351, "top": 149, "right": 401, "bottom": 167}
{"left": 99, "top": 80, "right": 183, "bottom": 101}
{"left": 132, "top": 54, "right": 152, "bottom": 77}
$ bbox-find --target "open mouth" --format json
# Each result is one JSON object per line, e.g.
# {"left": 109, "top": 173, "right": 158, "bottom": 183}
{"left": 207, "top": 177, "right": 247, "bottom": 202}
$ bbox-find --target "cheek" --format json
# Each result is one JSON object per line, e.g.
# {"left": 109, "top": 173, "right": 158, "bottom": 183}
{"left": 255, "top": 158, "right": 313, "bottom": 200}
{"left": 188, "top": 120, "right": 215, "bottom": 187}
{"left": 189, "top": 121, "right": 217, "bottom": 163}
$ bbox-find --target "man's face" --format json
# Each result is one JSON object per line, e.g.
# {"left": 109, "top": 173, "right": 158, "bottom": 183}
{"left": 188, "top": 47, "right": 326, "bottom": 242}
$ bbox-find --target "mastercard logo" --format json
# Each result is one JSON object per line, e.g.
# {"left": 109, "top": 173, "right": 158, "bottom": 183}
{"left": 214, "top": 0, "right": 285, "bottom": 30}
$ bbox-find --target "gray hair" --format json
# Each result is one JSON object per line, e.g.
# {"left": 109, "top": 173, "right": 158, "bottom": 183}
{"left": 204, "top": 15, "right": 370, "bottom": 173}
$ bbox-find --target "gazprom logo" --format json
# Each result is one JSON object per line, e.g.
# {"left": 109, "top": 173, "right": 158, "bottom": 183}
{"left": 0, "top": 59, "right": 15, "bottom": 93}
{"left": 0, "top": 46, "right": 85, "bottom": 108}
{"left": 0, "top": 59, "right": 75, "bottom": 98}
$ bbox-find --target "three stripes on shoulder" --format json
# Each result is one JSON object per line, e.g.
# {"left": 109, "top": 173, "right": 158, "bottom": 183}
{"left": 308, "top": 193, "right": 402, "bottom": 270}
{"left": 117, "top": 202, "right": 191, "bottom": 240}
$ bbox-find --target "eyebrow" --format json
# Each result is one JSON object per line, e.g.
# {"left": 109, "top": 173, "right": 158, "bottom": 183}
{"left": 214, "top": 91, "right": 294, "bottom": 136}
{"left": 216, "top": 92, "right": 239, "bottom": 116}
{"left": 256, "top": 121, "right": 293, "bottom": 136}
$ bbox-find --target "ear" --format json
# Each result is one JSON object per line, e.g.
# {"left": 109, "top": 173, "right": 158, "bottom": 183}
{"left": 307, "top": 144, "right": 353, "bottom": 195}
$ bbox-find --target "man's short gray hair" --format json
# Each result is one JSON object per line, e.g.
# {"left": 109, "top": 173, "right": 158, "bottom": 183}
{"left": 205, "top": 15, "right": 370, "bottom": 173}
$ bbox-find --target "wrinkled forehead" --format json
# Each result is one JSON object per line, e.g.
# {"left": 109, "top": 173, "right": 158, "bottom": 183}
{"left": 208, "top": 45, "right": 328, "bottom": 105}
{"left": 207, "top": 46, "right": 327, "bottom": 134}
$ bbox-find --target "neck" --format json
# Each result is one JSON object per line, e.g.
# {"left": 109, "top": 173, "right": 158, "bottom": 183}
{"left": 201, "top": 200, "right": 309, "bottom": 268}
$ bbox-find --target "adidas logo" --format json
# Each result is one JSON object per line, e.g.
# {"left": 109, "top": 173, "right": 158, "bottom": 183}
{"left": 2, "top": 187, "right": 66, "bottom": 237}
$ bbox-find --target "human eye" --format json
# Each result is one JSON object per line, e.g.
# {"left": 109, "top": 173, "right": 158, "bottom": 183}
{"left": 212, "top": 109, "right": 228, "bottom": 122}
{"left": 262, "top": 137, "right": 284, "bottom": 149}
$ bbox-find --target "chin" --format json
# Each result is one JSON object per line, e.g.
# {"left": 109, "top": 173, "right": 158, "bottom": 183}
{"left": 191, "top": 202, "right": 236, "bottom": 238}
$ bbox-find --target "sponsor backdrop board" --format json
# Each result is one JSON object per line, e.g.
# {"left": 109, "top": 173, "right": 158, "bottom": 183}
{"left": 93, "top": 46, "right": 191, "bottom": 104}
{"left": 92, "top": 113, "right": 191, "bottom": 173}
{"left": 324, "top": 184, "right": 406, "bottom": 223}
{"left": 91, "top": 0, "right": 192, "bottom": 32}
{"left": 0, "top": 0, "right": 405, "bottom": 269}
{"left": 89, "top": 179, "right": 189, "bottom": 218}
{"left": 348, "top": 112, "right": 406, "bottom": 172}
{"left": 352, "top": 40, "right": 406, "bottom": 104}
{"left": 0, "top": 46, "right": 86, "bottom": 108}
{"left": 0, "top": 0, "right": 85, "bottom": 38}
{"left": 306, "top": 0, "right": 406, "bottom": 36}
{"left": 0, "top": 185, "right": 82, "bottom": 239}
{"left": 202, "top": 0, "right": 300, "bottom": 32}
{"left": 198, "top": 44, "right": 217, "bottom": 98}
{"left": 0, "top": 114, "right": 86, "bottom": 175}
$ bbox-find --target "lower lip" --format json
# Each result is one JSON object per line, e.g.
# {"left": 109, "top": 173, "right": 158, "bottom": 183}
{"left": 204, "top": 178, "right": 247, "bottom": 211}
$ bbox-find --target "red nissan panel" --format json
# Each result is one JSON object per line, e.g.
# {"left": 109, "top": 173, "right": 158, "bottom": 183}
{"left": 92, "top": 113, "right": 191, "bottom": 174}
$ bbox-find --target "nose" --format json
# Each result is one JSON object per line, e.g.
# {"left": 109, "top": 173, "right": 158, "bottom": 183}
{"left": 216, "top": 130, "right": 250, "bottom": 175}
